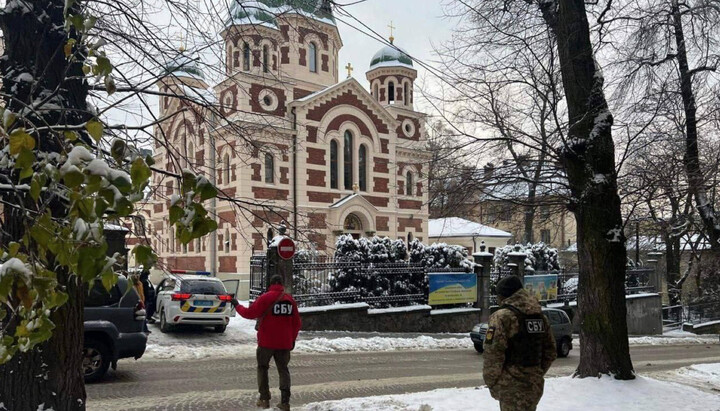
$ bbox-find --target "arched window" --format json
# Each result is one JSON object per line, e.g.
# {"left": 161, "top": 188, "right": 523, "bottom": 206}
{"left": 406, "top": 171, "right": 413, "bottom": 196}
{"left": 343, "top": 130, "right": 353, "bottom": 190}
{"left": 407, "top": 232, "right": 413, "bottom": 243}
{"left": 309, "top": 42, "right": 317, "bottom": 73}
{"left": 170, "top": 227, "right": 175, "bottom": 252}
{"left": 224, "top": 229, "right": 230, "bottom": 253}
{"left": 264, "top": 153, "right": 274, "bottom": 184}
{"left": 404, "top": 83, "right": 410, "bottom": 106}
{"left": 223, "top": 153, "right": 230, "bottom": 184}
{"left": 196, "top": 238, "right": 201, "bottom": 253}
{"left": 243, "top": 42, "right": 250, "bottom": 71}
{"left": 262, "top": 45, "right": 269, "bottom": 73}
{"left": 358, "top": 144, "right": 367, "bottom": 192}
{"left": 330, "top": 140, "right": 339, "bottom": 189}
{"left": 373, "top": 83, "right": 379, "bottom": 101}
{"left": 388, "top": 82, "right": 395, "bottom": 103}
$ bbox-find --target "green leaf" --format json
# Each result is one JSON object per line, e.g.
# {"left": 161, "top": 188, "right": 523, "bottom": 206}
{"left": 110, "top": 139, "right": 127, "bottom": 163}
{"left": 86, "top": 119, "right": 103, "bottom": 143}
{"left": 8, "top": 242, "right": 20, "bottom": 257}
{"left": 68, "top": 14, "right": 84, "bottom": 32}
{"left": 46, "top": 291, "right": 68, "bottom": 309}
{"left": 3, "top": 110, "right": 16, "bottom": 129}
{"left": 63, "top": 168, "right": 85, "bottom": 189}
{"left": 168, "top": 205, "right": 184, "bottom": 224}
{"left": 197, "top": 181, "right": 217, "bottom": 201}
{"left": 181, "top": 171, "right": 197, "bottom": 195}
{"left": 132, "top": 245, "right": 157, "bottom": 268}
{"left": 95, "top": 56, "right": 112, "bottom": 76}
{"left": 101, "top": 271, "right": 116, "bottom": 291}
{"left": 178, "top": 228, "right": 193, "bottom": 245}
{"left": 84, "top": 15, "right": 97, "bottom": 31}
{"left": 130, "top": 158, "right": 151, "bottom": 188}
{"left": 104, "top": 74, "right": 116, "bottom": 95}
{"left": 30, "top": 176, "right": 41, "bottom": 201}
{"left": 9, "top": 128, "right": 36, "bottom": 156}
{"left": 114, "top": 197, "right": 133, "bottom": 216}
{"left": 64, "top": 131, "right": 79, "bottom": 141}
{"left": 77, "top": 247, "right": 100, "bottom": 281}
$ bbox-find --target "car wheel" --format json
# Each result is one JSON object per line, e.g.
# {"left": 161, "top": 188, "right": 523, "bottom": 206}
{"left": 474, "top": 342, "right": 484, "bottom": 353}
{"left": 160, "top": 309, "right": 172, "bottom": 333}
{"left": 558, "top": 338, "right": 571, "bottom": 358}
{"left": 83, "top": 338, "right": 111, "bottom": 383}
{"left": 214, "top": 325, "right": 227, "bottom": 333}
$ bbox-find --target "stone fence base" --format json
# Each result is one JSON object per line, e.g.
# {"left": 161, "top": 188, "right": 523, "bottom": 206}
{"left": 299, "top": 303, "right": 481, "bottom": 333}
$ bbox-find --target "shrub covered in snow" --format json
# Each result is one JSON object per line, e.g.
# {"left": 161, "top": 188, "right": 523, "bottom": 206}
{"left": 328, "top": 236, "right": 472, "bottom": 306}
{"left": 494, "top": 242, "right": 560, "bottom": 272}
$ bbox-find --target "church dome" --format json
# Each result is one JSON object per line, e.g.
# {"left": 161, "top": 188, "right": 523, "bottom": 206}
{"left": 162, "top": 52, "right": 205, "bottom": 80}
{"left": 227, "top": 1, "right": 335, "bottom": 28}
{"left": 369, "top": 44, "right": 414, "bottom": 70}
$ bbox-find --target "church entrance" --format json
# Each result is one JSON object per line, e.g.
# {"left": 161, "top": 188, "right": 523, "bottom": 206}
{"left": 343, "top": 213, "right": 364, "bottom": 239}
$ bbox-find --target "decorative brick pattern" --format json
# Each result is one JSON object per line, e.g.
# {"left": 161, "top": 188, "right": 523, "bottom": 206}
{"left": 376, "top": 216, "right": 390, "bottom": 231}
{"left": 299, "top": 48, "right": 306, "bottom": 66}
{"left": 252, "top": 232, "right": 264, "bottom": 251}
{"left": 398, "top": 217, "right": 423, "bottom": 232}
{"left": 298, "top": 27, "right": 329, "bottom": 50}
{"left": 306, "top": 125, "right": 318, "bottom": 143}
{"left": 307, "top": 169, "right": 326, "bottom": 187}
{"left": 373, "top": 177, "right": 389, "bottom": 193}
{"left": 219, "top": 256, "right": 237, "bottom": 273}
{"left": 308, "top": 213, "right": 327, "bottom": 229}
{"left": 249, "top": 84, "right": 287, "bottom": 117}
{"left": 321, "top": 54, "right": 329, "bottom": 72}
{"left": 165, "top": 256, "right": 205, "bottom": 271}
{"left": 252, "top": 187, "right": 289, "bottom": 200}
{"left": 396, "top": 115, "right": 421, "bottom": 141}
{"left": 308, "top": 191, "right": 341, "bottom": 203}
{"left": 219, "top": 210, "right": 237, "bottom": 227}
{"left": 307, "top": 147, "right": 326, "bottom": 165}
{"left": 294, "top": 88, "right": 313, "bottom": 100}
{"left": 366, "top": 196, "right": 389, "bottom": 208}
{"left": 251, "top": 163, "right": 261, "bottom": 181}
{"left": 398, "top": 199, "right": 422, "bottom": 210}
{"left": 154, "top": 203, "right": 163, "bottom": 213}
{"left": 380, "top": 138, "right": 389, "bottom": 154}
{"left": 326, "top": 114, "right": 371, "bottom": 138}
{"left": 280, "top": 46, "right": 290, "bottom": 64}
{"left": 307, "top": 91, "right": 390, "bottom": 134}
{"left": 373, "top": 157, "right": 389, "bottom": 174}
{"left": 280, "top": 167, "right": 289, "bottom": 184}
{"left": 307, "top": 233, "right": 327, "bottom": 250}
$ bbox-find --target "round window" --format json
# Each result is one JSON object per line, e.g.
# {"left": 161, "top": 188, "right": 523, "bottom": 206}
{"left": 258, "top": 89, "right": 279, "bottom": 111}
{"left": 401, "top": 119, "right": 416, "bottom": 137}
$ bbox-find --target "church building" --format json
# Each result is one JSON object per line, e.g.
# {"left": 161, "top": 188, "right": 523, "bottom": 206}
{"left": 145, "top": 1, "right": 430, "bottom": 290}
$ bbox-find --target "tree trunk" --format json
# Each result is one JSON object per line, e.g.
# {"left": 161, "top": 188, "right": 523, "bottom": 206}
{"left": 671, "top": 0, "right": 720, "bottom": 251}
{"left": 538, "top": 0, "right": 634, "bottom": 379}
{"left": 0, "top": 0, "right": 90, "bottom": 408}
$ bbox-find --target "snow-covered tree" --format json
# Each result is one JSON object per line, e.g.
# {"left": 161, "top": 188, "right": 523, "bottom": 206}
{"left": 493, "top": 243, "right": 560, "bottom": 273}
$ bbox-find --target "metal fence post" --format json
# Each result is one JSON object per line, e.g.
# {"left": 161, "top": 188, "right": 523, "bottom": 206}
{"left": 508, "top": 244, "right": 527, "bottom": 280}
{"left": 647, "top": 249, "right": 665, "bottom": 303}
{"left": 267, "top": 225, "right": 294, "bottom": 293}
{"left": 473, "top": 242, "right": 494, "bottom": 322}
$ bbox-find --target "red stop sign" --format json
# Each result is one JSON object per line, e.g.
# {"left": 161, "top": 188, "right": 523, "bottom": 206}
{"left": 277, "top": 237, "right": 296, "bottom": 260}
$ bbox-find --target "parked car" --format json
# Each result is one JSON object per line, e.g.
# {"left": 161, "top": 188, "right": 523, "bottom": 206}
{"left": 153, "top": 273, "right": 235, "bottom": 333}
{"left": 84, "top": 274, "right": 148, "bottom": 382}
{"left": 470, "top": 307, "right": 573, "bottom": 357}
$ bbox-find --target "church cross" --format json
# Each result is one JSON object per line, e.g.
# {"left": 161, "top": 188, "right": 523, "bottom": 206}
{"left": 388, "top": 21, "right": 396, "bottom": 38}
{"left": 345, "top": 62, "right": 353, "bottom": 78}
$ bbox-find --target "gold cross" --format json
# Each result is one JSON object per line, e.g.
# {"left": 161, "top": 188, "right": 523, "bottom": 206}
{"left": 345, "top": 62, "right": 353, "bottom": 78}
{"left": 388, "top": 21, "right": 396, "bottom": 44}
{"left": 176, "top": 32, "right": 187, "bottom": 52}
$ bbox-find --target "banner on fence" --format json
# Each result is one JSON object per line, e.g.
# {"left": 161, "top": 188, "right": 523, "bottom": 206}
{"left": 524, "top": 274, "right": 558, "bottom": 302}
{"left": 428, "top": 273, "right": 477, "bottom": 305}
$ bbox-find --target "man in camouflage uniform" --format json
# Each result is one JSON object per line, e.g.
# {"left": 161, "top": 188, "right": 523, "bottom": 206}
{"left": 483, "top": 276, "right": 557, "bottom": 411}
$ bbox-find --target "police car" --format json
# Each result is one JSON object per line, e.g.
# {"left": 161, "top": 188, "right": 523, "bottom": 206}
{"left": 470, "top": 307, "right": 573, "bottom": 357}
{"left": 154, "top": 271, "right": 236, "bottom": 333}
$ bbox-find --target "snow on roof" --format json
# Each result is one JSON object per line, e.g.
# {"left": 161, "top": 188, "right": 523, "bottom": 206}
{"left": 369, "top": 44, "right": 414, "bottom": 70}
{"left": 429, "top": 217, "right": 512, "bottom": 239}
{"left": 227, "top": 0, "right": 336, "bottom": 29}
{"left": 564, "top": 234, "right": 714, "bottom": 252}
{"left": 330, "top": 193, "right": 357, "bottom": 208}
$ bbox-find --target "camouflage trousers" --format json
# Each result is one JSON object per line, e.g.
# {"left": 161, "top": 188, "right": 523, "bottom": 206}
{"left": 499, "top": 397, "right": 540, "bottom": 411}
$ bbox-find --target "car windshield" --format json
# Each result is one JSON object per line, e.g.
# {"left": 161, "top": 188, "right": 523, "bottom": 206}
{"left": 180, "top": 280, "right": 226, "bottom": 295}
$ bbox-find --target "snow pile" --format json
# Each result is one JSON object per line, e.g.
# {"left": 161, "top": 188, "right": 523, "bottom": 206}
{"left": 301, "top": 374, "right": 720, "bottom": 411}
{"left": 676, "top": 363, "right": 720, "bottom": 391}
{"left": 295, "top": 336, "right": 472, "bottom": 353}
{"left": 629, "top": 329, "right": 718, "bottom": 345}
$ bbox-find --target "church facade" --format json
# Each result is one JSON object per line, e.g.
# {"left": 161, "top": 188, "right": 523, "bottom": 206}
{"left": 144, "top": 1, "right": 430, "bottom": 290}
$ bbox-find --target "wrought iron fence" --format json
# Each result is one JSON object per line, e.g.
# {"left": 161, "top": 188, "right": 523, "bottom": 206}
{"left": 249, "top": 253, "right": 471, "bottom": 308}
{"left": 684, "top": 299, "right": 720, "bottom": 325}
{"left": 662, "top": 305, "right": 684, "bottom": 329}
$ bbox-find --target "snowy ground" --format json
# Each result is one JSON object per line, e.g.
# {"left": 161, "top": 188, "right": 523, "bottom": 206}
{"left": 299, "top": 371, "right": 720, "bottom": 411}
{"left": 140, "top": 306, "right": 717, "bottom": 361}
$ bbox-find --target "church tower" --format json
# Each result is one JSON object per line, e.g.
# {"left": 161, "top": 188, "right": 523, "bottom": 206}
{"left": 366, "top": 32, "right": 417, "bottom": 110}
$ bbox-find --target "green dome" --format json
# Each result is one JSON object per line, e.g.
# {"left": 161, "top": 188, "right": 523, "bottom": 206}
{"left": 162, "top": 52, "right": 205, "bottom": 80}
{"left": 228, "top": 1, "right": 335, "bottom": 28}
{"left": 369, "top": 45, "right": 414, "bottom": 70}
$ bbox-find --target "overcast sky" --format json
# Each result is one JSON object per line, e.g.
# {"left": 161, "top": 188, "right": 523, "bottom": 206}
{"left": 334, "top": 0, "right": 455, "bottom": 91}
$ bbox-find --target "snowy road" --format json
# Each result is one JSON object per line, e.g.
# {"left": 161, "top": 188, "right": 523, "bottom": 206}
{"left": 85, "top": 343, "right": 720, "bottom": 410}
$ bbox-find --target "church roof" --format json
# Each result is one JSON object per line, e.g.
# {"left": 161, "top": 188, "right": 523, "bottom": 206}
{"left": 162, "top": 52, "right": 206, "bottom": 80}
{"left": 227, "top": 1, "right": 335, "bottom": 28}
{"left": 369, "top": 44, "right": 414, "bottom": 70}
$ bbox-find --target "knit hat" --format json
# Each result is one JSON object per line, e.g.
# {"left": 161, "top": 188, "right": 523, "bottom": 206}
{"left": 497, "top": 275, "right": 523, "bottom": 298}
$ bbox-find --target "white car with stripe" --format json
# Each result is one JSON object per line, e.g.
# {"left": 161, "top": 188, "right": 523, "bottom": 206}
{"left": 154, "top": 272, "right": 235, "bottom": 333}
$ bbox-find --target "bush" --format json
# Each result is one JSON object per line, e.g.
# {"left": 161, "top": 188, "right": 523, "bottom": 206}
{"left": 493, "top": 242, "right": 560, "bottom": 273}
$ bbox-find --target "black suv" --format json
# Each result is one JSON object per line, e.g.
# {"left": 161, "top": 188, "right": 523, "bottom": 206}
{"left": 84, "top": 274, "right": 148, "bottom": 382}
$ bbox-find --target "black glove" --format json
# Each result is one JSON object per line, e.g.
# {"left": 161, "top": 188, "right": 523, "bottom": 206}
{"left": 230, "top": 298, "right": 240, "bottom": 308}
{"left": 291, "top": 341, "right": 295, "bottom": 351}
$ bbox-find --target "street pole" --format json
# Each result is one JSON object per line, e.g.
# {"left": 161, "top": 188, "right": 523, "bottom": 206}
{"left": 636, "top": 220, "right": 640, "bottom": 265}
{"left": 209, "top": 112, "right": 218, "bottom": 276}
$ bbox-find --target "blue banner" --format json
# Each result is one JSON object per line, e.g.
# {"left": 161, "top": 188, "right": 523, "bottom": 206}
{"left": 428, "top": 273, "right": 477, "bottom": 305}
